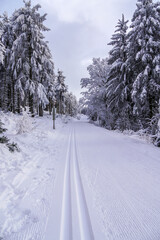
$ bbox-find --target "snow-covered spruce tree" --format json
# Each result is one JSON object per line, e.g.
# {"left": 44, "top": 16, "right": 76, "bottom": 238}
{"left": 55, "top": 70, "right": 67, "bottom": 114}
{"left": 0, "top": 16, "right": 6, "bottom": 109}
{"left": 0, "top": 32, "right": 8, "bottom": 145}
{"left": 107, "top": 14, "right": 132, "bottom": 130}
{"left": 39, "top": 43, "right": 55, "bottom": 116}
{"left": 81, "top": 58, "right": 110, "bottom": 126}
{"left": 10, "top": 0, "right": 55, "bottom": 115}
{"left": 0, "top": 13, "right": 15, "bottom": 112}
{"left": 128, "top": 0, "right": 160, "bottom": 131}
{"left": 0, "top": 20, "right": 5, "bottom": 64}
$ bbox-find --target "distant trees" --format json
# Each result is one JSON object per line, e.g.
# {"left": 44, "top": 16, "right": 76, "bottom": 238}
{"left": 81, "top": 0, "right": 160, "bottom": 142}
{"left": 81, "top": 58, "right": 110, "bottom": 126}
{"left": 55, "top": 70, "right": 78, "bottom": 116}
{"left": 55, "top": 70, "right": 67, "bottom": 114}
{"left": 0, "top": 0, "right": 77, "bottom": 118}
{"left": 64, "top": 91, "right": 78, "bottom": 117}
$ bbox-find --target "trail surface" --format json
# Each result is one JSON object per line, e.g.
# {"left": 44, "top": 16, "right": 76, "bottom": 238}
{"left": 68, "top": 117, "right": 160, "bottom": 240}
{"left": 59, "top": 128, "right": 94, "bottom": 240}
{"left": 46, "top": 116, "right": 160, "bottom": 240}
{"left": 1, "top": 114, "right": 160, "bottom": 240}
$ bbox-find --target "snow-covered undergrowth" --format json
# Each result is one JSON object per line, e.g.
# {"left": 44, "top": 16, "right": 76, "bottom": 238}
{"left": 120, "top": 129, "right": 154, "bottom": 144}
{"left": 90, "top": 117, "right": 159, "bottom": 146}
{"left": 0, "top": 111, "right": 68, "bottom": 239}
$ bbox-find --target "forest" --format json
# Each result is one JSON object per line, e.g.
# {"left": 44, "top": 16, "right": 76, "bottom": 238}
{"left": 81, "top": 0, "right": 160, "bottom": 146}
{"left": 0, "top": 0, "right": 78, "bottom": 118}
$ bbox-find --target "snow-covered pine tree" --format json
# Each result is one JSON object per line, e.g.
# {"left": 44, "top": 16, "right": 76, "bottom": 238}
{"left": 10, "top": 0, "right": 55, "bottom": 115}
{"left": 55, "top": 70, "right": 67, "bottom": 114}
{"left": 0, "top": 13, "right": 15, "bottom": 112}
{"left": 0, "top": 16, "right": 6, "bottom": 109}
{"left": 0, "top": 20, "right": 5, "bottom": 64}
{"left": 0, "top": 24, "right": 7, "bottom": 137}
{"left": 39, "top": 42, "right": 55, "bottom": 116}
{"left": 81, "top": 58, "right": 110, "bottom": 126}
{"left": 128, "top": 0, "right": 160, "bottom": 130}
{"left": 107, "top": 14, "right": 132, "bottom": 130}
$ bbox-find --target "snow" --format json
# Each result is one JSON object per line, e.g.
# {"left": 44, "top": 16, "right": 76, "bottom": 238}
{"left": 0, "top": 113, "right": 160, "bottom": 239}
{"left": 0, "top": 111, "right": 66, "bottom": 239}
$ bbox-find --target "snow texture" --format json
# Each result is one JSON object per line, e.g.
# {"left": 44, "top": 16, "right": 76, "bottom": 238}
{"left": 0, "top": 113, "right": 160, "bottom": 239}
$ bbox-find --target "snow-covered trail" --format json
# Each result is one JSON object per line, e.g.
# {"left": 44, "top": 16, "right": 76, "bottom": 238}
{"left": 47, "top": 127, "right": 94, "bottom": 240}
{"left": 46, "top": 116, "right": 160, "bottom": 240}
{"left": 72, "top": 117, "right": 160, "bottom": 240}
{"left": 1, "top": 114, "right": 160, "bottom": 240}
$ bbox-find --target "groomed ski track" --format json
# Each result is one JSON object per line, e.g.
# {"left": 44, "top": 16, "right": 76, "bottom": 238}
{"left": 60, "top": 128, "right": 94, "bottom": 240}
{"left": 3, "top": 115, "right": 160, "bottom": 240}
{"left": 46, "top": 117, "right": 160, "bottom": 240}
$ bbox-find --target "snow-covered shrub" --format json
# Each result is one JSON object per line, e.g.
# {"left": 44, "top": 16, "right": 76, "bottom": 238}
{"left": 16, "top": 112, "right": 33, "bottom": 134}
{"left": 0, "top": 136, "right": 9, "bottom": 143}
{"left": 0, "top": 116, "right": 20, "bottom": 152}
{"left": 0, "top": 119, "right": 6, "bottom": 133}
{"left": 7, "top": 142, "right": 20, "bottom": 152}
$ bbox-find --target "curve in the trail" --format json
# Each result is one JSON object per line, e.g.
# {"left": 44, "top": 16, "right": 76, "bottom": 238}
{"left": 73, "top": 129, "right": 94, "bottom": 240}
{"left": 60, "top": 131, "right": 72, "bottom": 240}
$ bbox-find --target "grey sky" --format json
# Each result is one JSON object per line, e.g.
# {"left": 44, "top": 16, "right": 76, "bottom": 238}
{"left": 1, "top": 0, "right": 137, "bottom": 99}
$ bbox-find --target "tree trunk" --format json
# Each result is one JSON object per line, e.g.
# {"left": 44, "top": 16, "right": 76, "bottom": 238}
{"left": 39, "top": 103, "right": 43, "bottom": 117}
{"left": 29, "top": 93, "right": 34, "bottom": 115}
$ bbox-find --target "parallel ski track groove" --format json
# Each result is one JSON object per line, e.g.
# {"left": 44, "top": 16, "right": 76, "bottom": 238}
{"left": 60, "top": 131, "right": 72, "bottom": 240}
{"left": 73, "top": 128, "right": 94, "bottom": 240}
{"left": 60, "top": 127, "right": 94, "bottom": 240}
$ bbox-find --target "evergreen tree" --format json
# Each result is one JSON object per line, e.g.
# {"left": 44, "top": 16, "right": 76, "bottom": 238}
{"left": 0, "top": 16, "right": 6, "bottom": 109}
{"left": 0, "top": 31, "right": 7, "bottom": 140}
{"left": 40, "top": 43, "right": 55, "bottom": 116}
{"left": 0, "top": 20, "right": 5, "bottom": 64}
{"left": 0, "top": 13, "right": 15, "bottom": 112}
{"left": 107, "top": 15, "right": 132, "bottom": 130}
{"left": 10, "top": 0, "right": 55, "bottom": 115}
{"left": 55, "top": 70, "right": 67, "bottom": 114}
{"left": 128, "top": 0, "right": 160, "bottom": 130}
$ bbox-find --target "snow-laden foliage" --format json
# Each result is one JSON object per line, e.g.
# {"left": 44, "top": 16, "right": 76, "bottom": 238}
{"left": 0, "top": 27, "right": 5, "bottom": 64}
{"left": 64, "top": 91, "right": 78, "bottom": 117}
{"left": 9, "top": 1, "right": 55, "bottom": 115}
{"left": 54, "top": 70, "right": 78, "bottom": 116}
{"left": 81, "top": 0, "right": 160, "bottom": 145}
{"left": 0, "top": 16, "right": 7, "bottom": 110}
{"left": 0, "top": 13, "right": 15, "bottom": 112}
{"left": 128, "top": 0, "right": 160, "bottom": 129}
{"left": 107, "top": 14, "right": 132, "bottom": 130}
{"left": 55, "top": 70, "right": 67, "bottom": 114}
{"left": 0, "top": 1, "right": 59, "bottom": 117}
{"left": 16, "top": 111, "right": 33, "bottom": 134}
{"left": 81, "top": 58, "right": 110, "bottom": 126}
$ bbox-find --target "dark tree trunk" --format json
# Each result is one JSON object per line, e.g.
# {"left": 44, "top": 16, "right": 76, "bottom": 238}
{"left": 39, "top": 103, "right": 43, "bottom": 117}
{"left": 29, "top": 93, "right": 34, "bottom": 115}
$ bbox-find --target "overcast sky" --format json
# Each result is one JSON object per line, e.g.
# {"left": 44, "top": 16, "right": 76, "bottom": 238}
{"left": 1, "top": 0, "right": 137, "bottom": 99}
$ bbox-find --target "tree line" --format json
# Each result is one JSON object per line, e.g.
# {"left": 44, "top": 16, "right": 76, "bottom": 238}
{"left": 0, "top": 0, "right": 78, "bottom": 118}
{"left": 81, "top": 0, "right": 160, "bottom": 145}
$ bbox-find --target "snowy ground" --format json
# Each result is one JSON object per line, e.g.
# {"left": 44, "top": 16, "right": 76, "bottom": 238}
{"left": 0, "top": 112, "right": 160, "bottom": 240}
